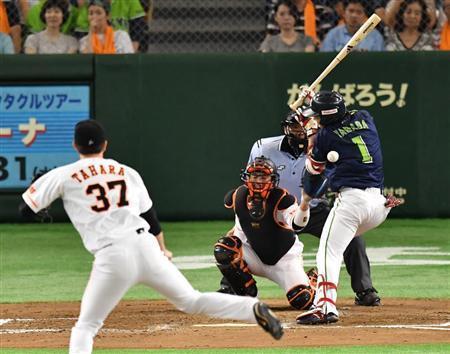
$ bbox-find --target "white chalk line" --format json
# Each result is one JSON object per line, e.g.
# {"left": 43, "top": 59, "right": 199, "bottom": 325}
{"left": 2, "top": 318, "right": 449, "bottom": 334}
{"left": 0, "top": 323, "right": 175, "bottom": 335}
{"left": 195, "top": 322, "right": 450, "bottom": 331}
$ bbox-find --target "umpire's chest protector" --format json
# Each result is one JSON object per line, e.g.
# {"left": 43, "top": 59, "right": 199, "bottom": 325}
{"left": 234, "top": 186, "right": 296, "bottom": 265}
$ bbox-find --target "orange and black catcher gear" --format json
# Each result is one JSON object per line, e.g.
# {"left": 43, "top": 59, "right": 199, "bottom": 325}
{"left": 240, "top": 156, "right": 280, "bottom": 220}
{"left": 240, "top": 156, "right": 280, "bottom": 199}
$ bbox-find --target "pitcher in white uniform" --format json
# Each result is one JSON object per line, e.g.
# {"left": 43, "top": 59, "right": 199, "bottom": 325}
{"left": 20, "top": 119, "right": 283, "bottom": 354}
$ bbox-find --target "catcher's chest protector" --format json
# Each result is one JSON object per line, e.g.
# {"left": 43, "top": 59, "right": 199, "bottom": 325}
{"left": 234, "top": 186, "right": 296, "bottom": 265}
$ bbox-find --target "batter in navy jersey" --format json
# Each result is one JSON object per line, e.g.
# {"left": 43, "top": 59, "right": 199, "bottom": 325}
{"left": 295, "top": 91, "right": 402, "bottom": 325}
{"left": 313, "top": 110, "right": 384, "bottom": 191}
{"left": 243, "top": 110, "right": 382, "bottom": 307}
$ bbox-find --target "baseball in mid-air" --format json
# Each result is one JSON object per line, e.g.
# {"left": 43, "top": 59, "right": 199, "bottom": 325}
{"left": 327, "top": 151, "right": 339, "bottom": 163}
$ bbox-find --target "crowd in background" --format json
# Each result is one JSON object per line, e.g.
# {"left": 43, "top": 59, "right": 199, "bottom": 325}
{"left": 0, "top": 0, "right": 449, "bottom": 54}
{"left": 261, "top": 0, "right": 449, "bottom": 52}
{"left": 0, "top": 0, "right": 149, "bottom": 54}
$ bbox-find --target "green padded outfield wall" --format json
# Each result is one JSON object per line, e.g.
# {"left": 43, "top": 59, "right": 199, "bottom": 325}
{"left": 1, "top": 52, "right": 449, "bottom": 221}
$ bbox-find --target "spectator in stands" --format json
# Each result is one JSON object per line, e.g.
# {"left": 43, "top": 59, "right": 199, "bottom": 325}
{"left": 320, "top": 0, "right": 384, "bottom": 51}
{"left": 79, "top": 0, "right": 133, "bottom": 54}
{"left": 260, "top": 0, "right": 315, "bottom": 52}
{"left": 24, "top": 0, "right": 77, "bottom": 53}
{"left": 385, "top": 0, "right": 437, "bottom": 30}
{"left": 384, "top": 0, "right": 434, "bottom": 51}
{"left": 25, "top": 0, "right": 76, "bottom": 35}
{"left": 438, "top": 0, "right": 450, "bottom": 49}
{"left": 1, "top": 0, "right": 22, "bottom": 52}
{"left": 74, "top": 0, "right": 148, "bottom": 52}
{"left": 331, "top": 0, "right": 388, "bottom": 25}
{"left": 266, "top": 0, "right": 338, "bottom": 44}
{"left": 0, "top": 30, "right": 14, "bottom": 52}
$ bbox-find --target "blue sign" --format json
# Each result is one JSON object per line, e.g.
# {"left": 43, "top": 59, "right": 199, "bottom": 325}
{"left": 0, "top": 85, "right": 90, "bottom": 189}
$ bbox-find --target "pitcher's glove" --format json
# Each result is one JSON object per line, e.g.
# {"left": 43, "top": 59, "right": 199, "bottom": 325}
{"left": 19, "top": 168, "right": 53, "bottom": 223}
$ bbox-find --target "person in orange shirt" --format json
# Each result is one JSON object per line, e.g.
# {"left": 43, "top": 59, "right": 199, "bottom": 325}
{"left": 440, "top": 0, "right": 450, "bottom": 50}
{"left": 0, "top": 0, "right": 21, "bottom": 53}
{"left": 79, "top": 0, "right": 133, "bottom": 54}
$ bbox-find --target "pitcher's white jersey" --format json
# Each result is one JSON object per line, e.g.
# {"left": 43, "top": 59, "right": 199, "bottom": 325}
{"left": 22, "top": 158, "right": 152, "bottom": 254}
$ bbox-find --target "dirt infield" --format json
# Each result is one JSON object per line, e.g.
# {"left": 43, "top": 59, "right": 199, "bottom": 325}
{"left": 1, "top": 298, "right": 449, "bottom": 349}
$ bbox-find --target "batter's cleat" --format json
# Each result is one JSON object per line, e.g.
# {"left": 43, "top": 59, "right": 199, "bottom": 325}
{"left": 253, "top": 302, "right": 284, "bottom": 340}
{"left": 355, "top": 288, "right": 381, "bottom": 306}
{"left": 296, "top": 308, "right": 339, "bottom": 325}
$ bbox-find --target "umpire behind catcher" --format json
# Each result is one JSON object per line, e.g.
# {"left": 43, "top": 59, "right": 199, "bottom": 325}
{"left": 227, "top": 110, "right": 381, "bottom": 306}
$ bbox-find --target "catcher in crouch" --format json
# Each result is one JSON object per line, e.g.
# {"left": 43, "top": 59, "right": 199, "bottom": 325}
{"left": 213, "top": 156, "right": 316, "bottom": 310}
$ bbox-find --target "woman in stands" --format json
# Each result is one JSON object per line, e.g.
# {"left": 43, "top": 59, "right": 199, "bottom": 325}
{"left": 384, "top": 0, "right": 435, "bottom": 51}
{"left": 79, "top": 0, "right": 133, "bottom": 54}
{"left": 24, "top": 0, "right": 78, "bottom": 54}
{"left": 260, "top": 0, "right": 315, "bottom": 53}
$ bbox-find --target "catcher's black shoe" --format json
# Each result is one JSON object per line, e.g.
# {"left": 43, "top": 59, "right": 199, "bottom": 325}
{"left": 355, "top": 288, "right": 381, "bottom": 306}
{"left": 296, "top": 308, "right": 339, "bottom": 325}
{"left": 253, "top": 302, "right": 284, "bottom": 340}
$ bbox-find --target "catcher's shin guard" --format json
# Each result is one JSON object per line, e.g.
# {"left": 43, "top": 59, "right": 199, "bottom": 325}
{"left": 214, "top": 236, "right": 257, "bottom": 297}
{"left": 286, "top": 284, "right": 315, "bottom": 310}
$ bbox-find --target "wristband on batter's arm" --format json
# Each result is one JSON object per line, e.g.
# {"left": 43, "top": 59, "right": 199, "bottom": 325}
{"left": 140, "top": 206, "right": 162, "bottom": 235}
{"left": 292, "top": 207, "right": 310, "bottom": 231}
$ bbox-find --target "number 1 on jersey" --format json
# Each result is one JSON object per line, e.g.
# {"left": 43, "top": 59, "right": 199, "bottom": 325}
{"left": 351, "top": 136, "right": 373, "bottom": 164}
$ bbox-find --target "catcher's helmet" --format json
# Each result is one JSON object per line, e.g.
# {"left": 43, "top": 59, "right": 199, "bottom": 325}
{"left": 241, "top": 156, "right": 279, "bottom": 199}
{"left": 301, "top": 91, "right": 346, "bottom": 126}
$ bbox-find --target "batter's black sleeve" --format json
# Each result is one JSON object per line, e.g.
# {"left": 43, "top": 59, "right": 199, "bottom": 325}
{"left": 140, "top": 206, "right": 162, "bottom": 235}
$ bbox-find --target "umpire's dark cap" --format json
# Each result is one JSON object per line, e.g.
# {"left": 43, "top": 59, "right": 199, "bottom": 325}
{"left": 74, "top": 119, "right": 106, "bottom": 151}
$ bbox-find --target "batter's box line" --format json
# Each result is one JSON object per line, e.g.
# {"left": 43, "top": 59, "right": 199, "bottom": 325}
{"left": 193, "top": 322, "right": 450, "bottom": 331}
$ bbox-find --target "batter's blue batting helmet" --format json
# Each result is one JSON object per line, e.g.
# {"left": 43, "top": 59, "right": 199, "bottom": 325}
{"left": 301, "top": 91, "right": 346, "bottom": 126}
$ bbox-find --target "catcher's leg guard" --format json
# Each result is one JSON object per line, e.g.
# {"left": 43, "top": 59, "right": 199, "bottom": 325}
{"left": 286, "top": 284, "right": 315, "bottom": 310}
{"left": 214, "top": 236, "right": 257, "bottom": 297}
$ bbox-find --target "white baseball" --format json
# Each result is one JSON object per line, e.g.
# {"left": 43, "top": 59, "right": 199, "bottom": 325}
{"left": 327, "top": 151, "right": 339, "bottom": 163}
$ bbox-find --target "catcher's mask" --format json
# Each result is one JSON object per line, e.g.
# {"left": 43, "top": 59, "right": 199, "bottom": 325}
{"left": 281, "top": 111, "right": 308, "bottom": 157}
{"left": 240, "top": 156, "right": 279, "bottom": 220}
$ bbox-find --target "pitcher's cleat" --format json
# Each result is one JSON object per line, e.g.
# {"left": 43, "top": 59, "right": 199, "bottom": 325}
{"left": 296, "top": 308, "right": 339, "bottom": 325}
{"left": 253, "top": 302, "right": 284, "bottom": 340}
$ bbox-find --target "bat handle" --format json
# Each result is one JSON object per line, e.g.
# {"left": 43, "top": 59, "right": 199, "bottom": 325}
{"left": 289, "top": 91, "right": 307, "bottom": 111}
{"left": 289, "top": 83, "right": 318, "bottom": 111}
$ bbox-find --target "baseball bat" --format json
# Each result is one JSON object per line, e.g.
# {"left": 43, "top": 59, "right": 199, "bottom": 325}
{"left": 289, "top": 13, "right": 381, "bottom": 111}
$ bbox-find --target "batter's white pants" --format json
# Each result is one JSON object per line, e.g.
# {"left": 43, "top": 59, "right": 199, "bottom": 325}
{"left": 314, "top": 188, "right": 391, "bottom": 316}
{"left": 69, "top": 233, "right": 258, "bottom": 354}
{"left": 240, "top": 238, "right": 310, "bottom": 292}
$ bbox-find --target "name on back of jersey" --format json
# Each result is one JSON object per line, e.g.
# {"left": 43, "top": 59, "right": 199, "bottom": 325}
{"left": 71, "top": 164, "right": 125, "bottom": 183}
{"left": 333, "top": 119, "right": 369, "bottom": 138}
